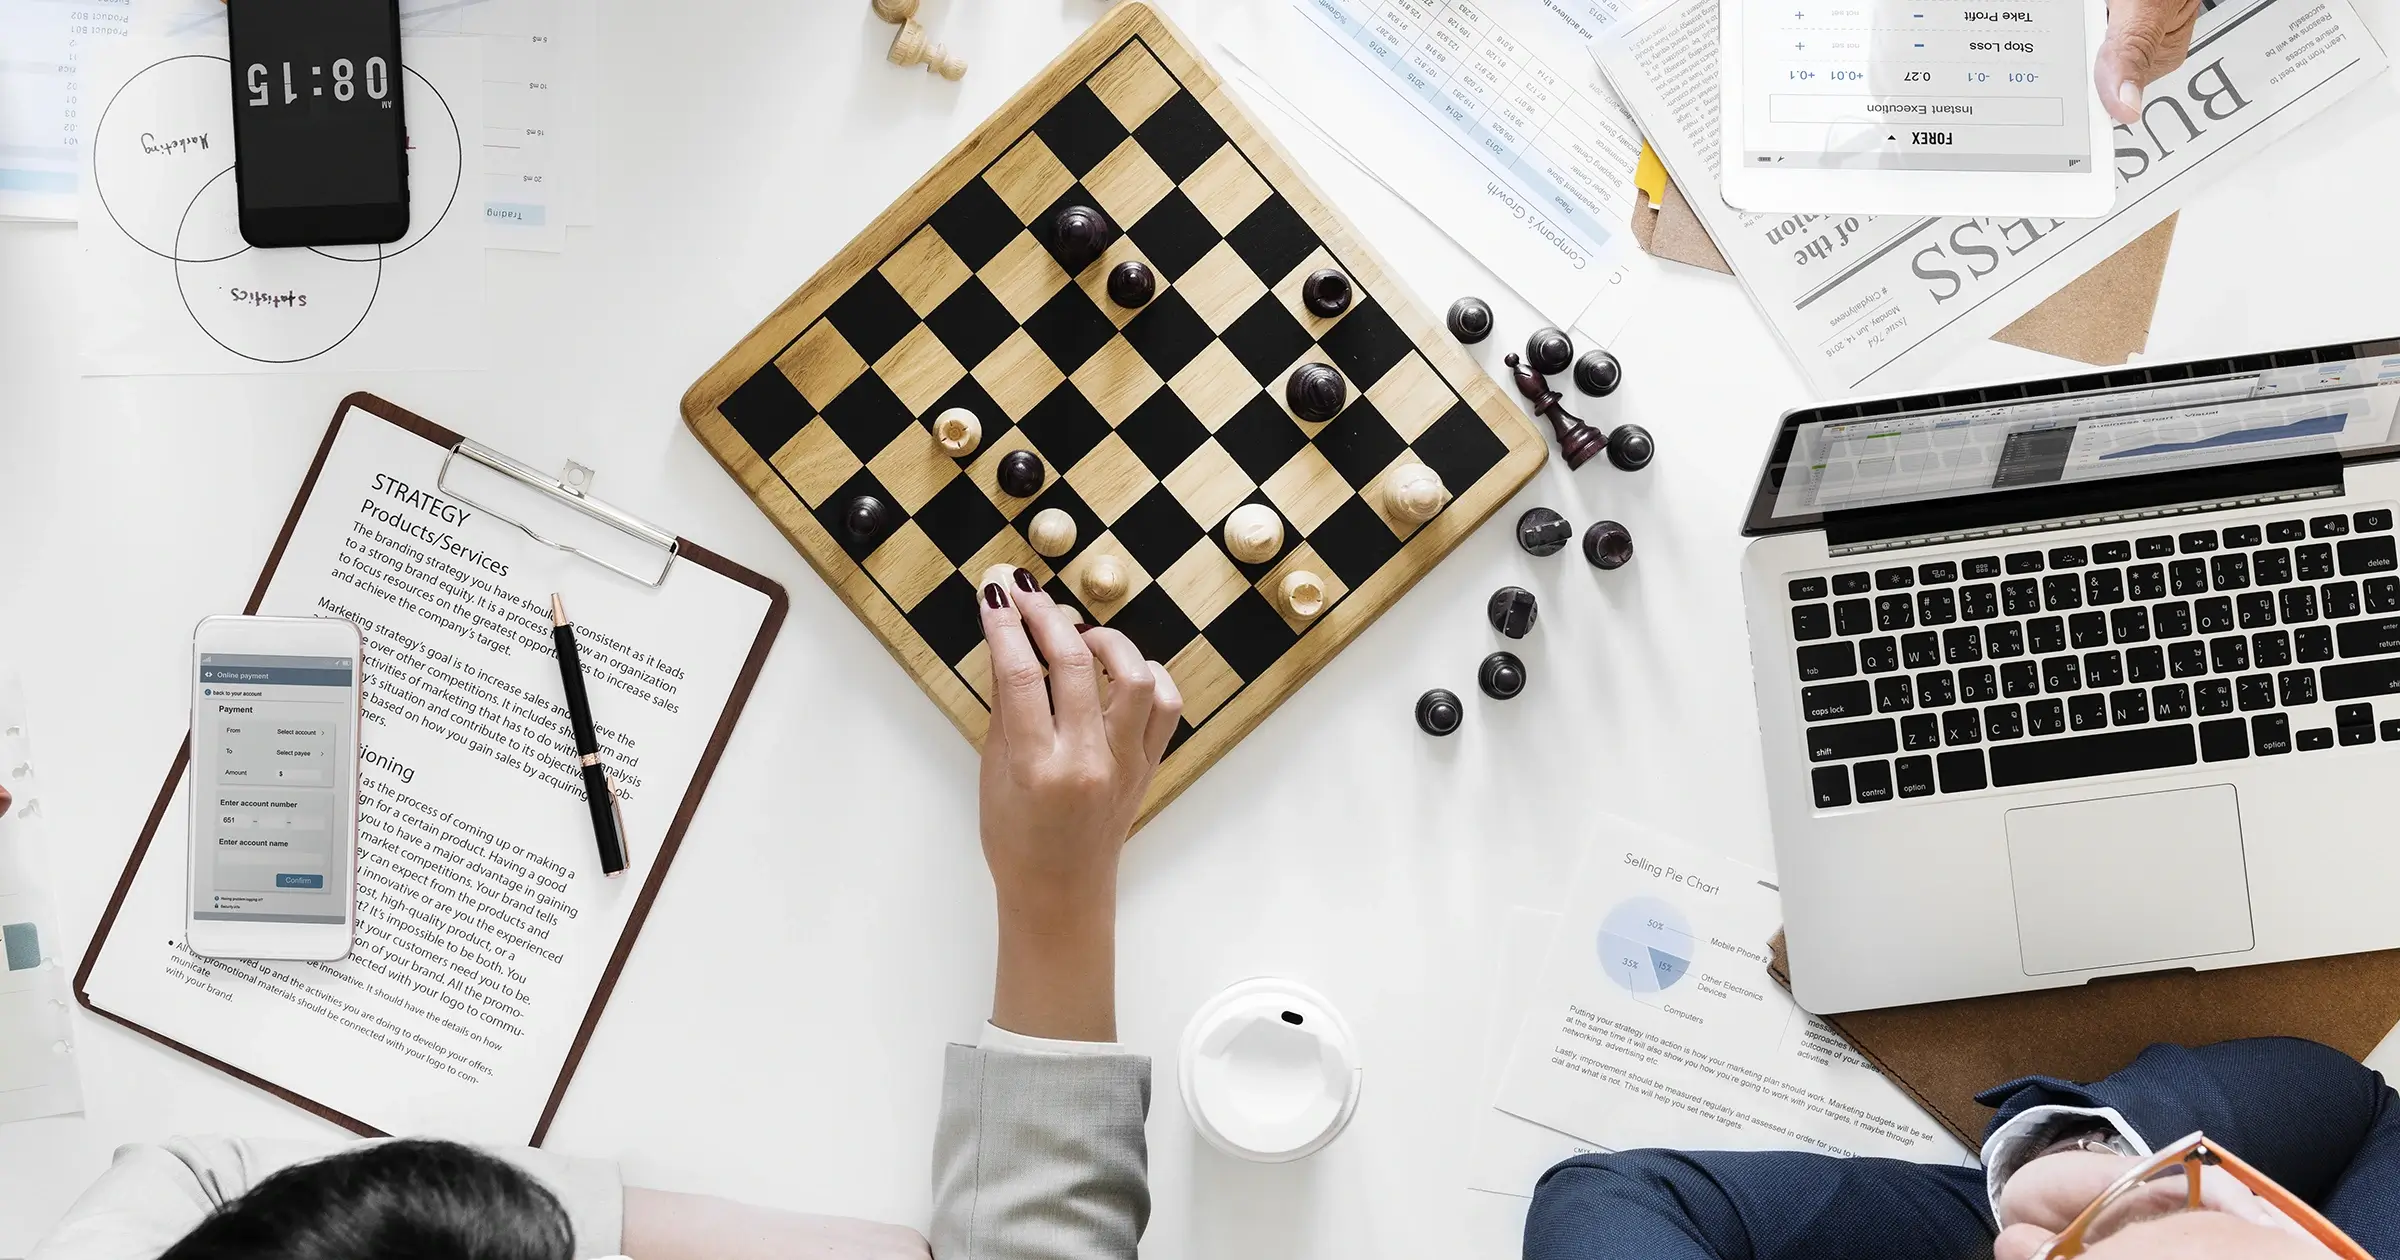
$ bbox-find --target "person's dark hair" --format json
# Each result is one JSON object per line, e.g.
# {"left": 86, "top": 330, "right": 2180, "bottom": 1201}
{"left": 158, "top": 1138, "right": 576, "bottom": 1260}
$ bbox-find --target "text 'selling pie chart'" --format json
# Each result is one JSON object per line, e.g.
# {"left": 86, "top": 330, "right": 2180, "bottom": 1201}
{"left": 1596, "top": 896, "right": 1697, "bottom": 994}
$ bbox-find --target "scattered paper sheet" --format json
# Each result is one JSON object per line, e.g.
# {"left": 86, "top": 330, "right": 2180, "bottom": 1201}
{"left": 79, "top": 34, "right": 485, "bottom": 376}
{"left": 0, "top": 673, "right": 84, "bottom": 1124}
{"left": 1494, "top": 818, "right": 1973, "bottom": 1163}
{"left": 0, "top": 0, "right": 132, "bottom": 221}
{"left": 1467, "top": 907, "right": 1602, "bottom": 1198}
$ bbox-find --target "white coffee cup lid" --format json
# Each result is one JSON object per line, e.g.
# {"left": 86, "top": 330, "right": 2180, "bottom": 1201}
{"left": 1178, "top": 978, "right": 1361, "bottom": 1163}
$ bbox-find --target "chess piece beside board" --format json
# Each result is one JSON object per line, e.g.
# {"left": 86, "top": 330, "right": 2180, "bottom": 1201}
{"left": 682, "top": 2, "right": 1547, "bottom": 829}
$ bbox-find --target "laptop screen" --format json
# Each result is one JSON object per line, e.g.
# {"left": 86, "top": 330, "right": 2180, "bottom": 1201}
{"left": 1746, "top": 340, "right": 2400, "bottom": 536}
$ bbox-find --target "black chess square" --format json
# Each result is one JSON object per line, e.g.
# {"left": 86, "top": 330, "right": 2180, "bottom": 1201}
{"left": 1227, "top": 196, "right": 1320, "bottom": 289}
{"left": 1413, "top": 402, "right": 1510, "bottom": 491}
{"left": 913, "top": 475, "right": 1013, "bottom": 566}
{"left": 1131, "top": 89, "right": 1227, "bottom": 183}
{"left": 922, "top": 374, "right": 1014, "bottom": 450}
{"left": 1104, "top": 583, "right": 1201, "bottom": 663}
{"left": 1022, "top": 284, "right": 1119, "bottom": 374}
{"left": 1218, "top": 295, "right": 1313, "bottom": 385}
{"left": 1032, "top": 185, "right": 1119, "bottom": 273}
{"left": 1315, "top": 398, "right": 1406, "bottom": 489}
{"left": 1033, "top": 83, "right": 1131, "bottom": 176}
{"left": 1214, "top": 392, "right": 1308, "bottom": 482}
{"left": 824, "top": 272, "right": 921, "bottom": 366}
{"left": 1203, "top": 588, "right": 1301, "bottom": 680}
{"left": 819, "top": 372, "right": 918, "bottom": 461}
{"left": 815, "top": 467, "right": 905, "bottom": 563}
{"left": 720, "top": 363, "right": 814, "bottom": 460}
{"left": 933, "top": 177, "right": 1024, "bottom": 270}
{"left": 1120, "top": 289, "right": 1214, "bottom": 379}
{"left": 1117, "top": 390, "right": 1210, "bottom": 477}
{"left": 1316, "top": 297, "right": 1412, "bottom": 389}
{"left": 1127, "top": 190, "right": 1222, "bottom": 281}
{"left": 909, "top": 572, "right": 986, "bottom": 666}
{"left": 1109, "top": 483, "right": 1206, "bottom": 573}
{"left": 1164, "top": 717, "right": 1196, "bottom": 755}
{"left": 1025, "top": 478, "right": 1107, "bottom": 561}
{"left": 926, "top": 277, "right": 1019, "bottom": 372}
{"left": 1017, "top": 382, "right": 1113, "bottom": 471}
{"left": 1307, "top": 497, "right": 1405, "bottom": 587}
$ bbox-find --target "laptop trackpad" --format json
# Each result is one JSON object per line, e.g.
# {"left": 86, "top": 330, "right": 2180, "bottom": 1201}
{"left": 2006, "top": 785, "right": 2255, "bottom": 976}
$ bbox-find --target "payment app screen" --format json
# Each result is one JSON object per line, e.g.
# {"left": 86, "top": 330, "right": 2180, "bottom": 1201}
{"left": 192, "top": 653, "right": 355, "bottom": 924}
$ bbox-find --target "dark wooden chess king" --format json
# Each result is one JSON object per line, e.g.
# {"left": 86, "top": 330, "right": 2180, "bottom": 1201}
{"left": 1504, "top": 352, "right": 1609, "bottom": 469}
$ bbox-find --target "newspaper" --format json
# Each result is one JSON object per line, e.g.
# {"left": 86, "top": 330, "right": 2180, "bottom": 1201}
{"left": 1592, "top": 0, "right": 2388, "bottom": 397}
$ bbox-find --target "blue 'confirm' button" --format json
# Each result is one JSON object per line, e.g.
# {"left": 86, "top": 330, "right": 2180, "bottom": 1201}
{"left": 275, "top": 873, "right": 325, "bottom": 889}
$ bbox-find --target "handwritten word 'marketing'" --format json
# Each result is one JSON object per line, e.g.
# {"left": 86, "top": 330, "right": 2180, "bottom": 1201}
{"left": 140, "top": 131, "right": 210, "bottom": 156}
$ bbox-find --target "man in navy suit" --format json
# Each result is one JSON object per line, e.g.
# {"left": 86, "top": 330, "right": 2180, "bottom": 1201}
{"left": 1525, "top": 1038, "right": 2396, "bottom": 1259}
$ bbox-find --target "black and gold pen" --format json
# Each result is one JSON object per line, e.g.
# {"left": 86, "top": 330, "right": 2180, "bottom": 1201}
{"left": 550, "top": 593, "right": 629, "bottom": 876}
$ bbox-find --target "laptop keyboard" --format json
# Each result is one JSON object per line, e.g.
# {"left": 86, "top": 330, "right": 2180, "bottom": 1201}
{"left": 1787, "top": 508, "right": 2400, "bottom": 809}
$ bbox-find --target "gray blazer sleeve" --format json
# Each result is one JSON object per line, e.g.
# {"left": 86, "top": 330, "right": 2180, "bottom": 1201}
{"left": 931, "top": 1045, "right": 1151, "bottom": 1260}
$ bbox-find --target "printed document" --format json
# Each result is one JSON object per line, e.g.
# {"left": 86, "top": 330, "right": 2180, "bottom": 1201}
{"left": 1593, "top": 0, "right": 2387, "bottom": 396}
{"left": 81, "top": 409, "right": 775, "bottom": 1140}
{"left": 0, "top": 675, "right": 83, "bottom": 1123}
{"left": 1493, "top": 819, "right": 1970, "bottom": 1162}
{"left": 0, "top": 0, "right": 131, "bottom": 220}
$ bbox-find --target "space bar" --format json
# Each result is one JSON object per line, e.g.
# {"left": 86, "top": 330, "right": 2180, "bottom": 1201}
{"left": 1988, "top": 726, "right": 2198, "bottom": 787}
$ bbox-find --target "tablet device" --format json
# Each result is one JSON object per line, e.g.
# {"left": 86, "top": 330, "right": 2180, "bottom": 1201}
{"left": 1719, "top": 0, "right": 2114, "bottom": 216}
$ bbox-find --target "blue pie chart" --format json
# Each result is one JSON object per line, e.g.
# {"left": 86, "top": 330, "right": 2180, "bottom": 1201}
{"left": 1596, "top": 896, "right": 1698, "bottom": 994}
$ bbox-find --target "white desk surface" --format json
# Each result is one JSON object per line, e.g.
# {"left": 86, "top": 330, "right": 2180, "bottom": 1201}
{"left": 6, "top": 0, "right": 2400, "bottom": 1252}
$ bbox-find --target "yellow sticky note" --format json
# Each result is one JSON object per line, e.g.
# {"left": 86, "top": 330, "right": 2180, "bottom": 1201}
{"left": 1634, "top": 142, "right": 1667, "bottom": 211}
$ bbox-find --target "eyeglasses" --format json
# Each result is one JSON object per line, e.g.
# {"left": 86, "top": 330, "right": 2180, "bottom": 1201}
{"left": 2034, "top": 1131, "right": 2371, "bottom": 1258}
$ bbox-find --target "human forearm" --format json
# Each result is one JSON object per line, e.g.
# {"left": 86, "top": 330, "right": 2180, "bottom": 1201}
{"left": 620, "top": 1187, "right": 927, "bottom": 1260}
{"left": 991, "top": 895, "right": 1116, "bottom": 1043}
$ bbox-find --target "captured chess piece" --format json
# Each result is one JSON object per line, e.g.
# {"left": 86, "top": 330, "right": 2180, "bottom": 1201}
{"left": 1487, "top": 586, "right": 1537, "bottom": 638}
{"left": 1028, "top": 507, "right": 1078, "bottom": 559}
{"left": 1446, "top": 296, "right": 1493, "bottom": 344}
{"left": 1505, "top": 353, "right": 1608, "bottom": 470}
{"left": 1524, "top": 326, "right": 1575, "bottom": 376}
{"left": 1106, "top": 259, "right": 1156, "bottom": 309}
{"left": 1279, "top": 569, "right": 1327, "bottom": 619}
{"left": 844, "top": 494, "right": 891, "bottom": 543}
{"left": 997, "top": 448, "right": 1046, "bottom": 497}
{"left": 869, "top": 0, "right": 917, "bottom": 21}
{"left": 1385, "top": 462, "right": 1447, "bottom": 525}
{"left": 888, "top": 19, "right": 967, "bottom": 80}
{"left": 1051, "top": 204, "right": 1112, "bottom": 274}
{"left": 1223, "top": 503, "right": 1285, "bottom": 564}
{"left": 1286, "top": 362, "right": 1346, "bottom": 423}
{"left": 1573, "top": 349, "right": 1623, "bottom": 397}
{"left": 1583, "top": 519, "right": 1634, "bottom": 570}
{"left": 1516, "top": 506, "right": 1572, "bottom": 557}
{"left": 1081, "top": 553, "right": 1128, "bottom": 604}
{"left": 934, "top": 407, "right": 982, "bottom": 457}
{"left": 1478, "top": 651, "right": 1526, "bottom": 700}
{"left": 1606, "top": 423, "right": 1655, "bottom": 472}
{"left": 1302, "top": 268, "right": 1352, "bottom": 318}
{"left": 1415, "top": 687, "right": 1464, "bottom": 737}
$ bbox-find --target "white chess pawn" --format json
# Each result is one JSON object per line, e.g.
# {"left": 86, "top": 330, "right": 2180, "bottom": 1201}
{"left": 888, "top": 19, "right": 967, "bottom": 80}
{"left": 1385, "top": 463, "right": 1447, "bottom": 525}
{"left": 1279, "top": 570, "right": 1327, "bottom": 619}
{"left": 1223, "top": 504, "right": 1284, "bottom": 565}
{"left": 933, "top": 407, "right": 982, "bottom": 457}
{"left": 1081, "top": 555, "right": 1129, "bottom": 604}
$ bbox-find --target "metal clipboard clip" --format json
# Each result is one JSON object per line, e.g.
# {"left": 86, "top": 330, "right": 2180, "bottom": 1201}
{"left": 436, "top": 439, "right": 681, "bottom": 587}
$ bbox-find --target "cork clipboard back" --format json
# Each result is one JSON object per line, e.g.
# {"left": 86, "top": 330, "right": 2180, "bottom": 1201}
{"left": 679, "top": 2, "right": 1547, "bottom": 832}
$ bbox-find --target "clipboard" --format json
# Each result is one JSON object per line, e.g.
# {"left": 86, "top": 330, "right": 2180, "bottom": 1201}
{"left": 73, "top": 392, "right": 788, "bottom": 1143}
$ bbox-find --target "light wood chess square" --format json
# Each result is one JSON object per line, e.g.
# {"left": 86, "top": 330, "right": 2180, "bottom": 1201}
{"left": 874, "top": 323, "right": 967, "bottom": 416}
{"left": 972, "top": 329, "right": 1068, "bottom": 421}
{"left": 775, "top": 321, "right": 868, "bottom": 410}
{"left": 1364, "top": 450, "right": 1449, "bottom": 538}
{"left": 963, "top": 528, "right": 1052, "bottom": 590}
{"left": 1085, "top": 138, "right": 1175, "bottom": 230}
{"left": 1061, "top": 533, "right": 1151, "bottom": 621}
{"left": 863, "top": 520, "right": 955, "bottom": 611}
{"left": 1364, "top": 352, "right": 1457, "bottom": 443}
{"left": 966, "top": 424, "right": 1057, "bottom": 506}
{"left": 865, "top": 424, "right": 961, "bottom": 514}
{"left": 1155, "top": 537, "right": 1248, "bottom": 626}
{"left": 769, "top": 417, "right": 861, "bottom": 507}
{"left": 1169, "top": 341, "right": 1259, "bottom": 431}
{"left": 1176, "top": 240, "right": 1266, "bottom": 332}
{"left": 979, "top": 231, "right": 1072, "bottom": 322}
{"left": 1161, "top": 440, "right": 1253, "bottom": 528}
{"left": 1066, "top": 432, "right": 1156, "bottom": 522}
{"left": 1184, "top": 144, "right": 1272, "bottom": 235}
{"left": 959, "top": 639, "right": 996, "bottom": 705}
{"left": 1166, "top": 637, "right": 1242, "bottom": 725}
{"left": 1087, "top": 43, "right": 1180, "bottom": 129}
{"left": 1276, "top": 350, "right": 1353, "bottom": 429}
{"left": 1271, "top": 248, "right": 1354, "bottom": 339}
{"left": 1258, "top": 544, "right": 1347, "bottom": 634}
{"left": 1260, "top": 445, "right": 1350, "bottom": 534}
{"left": 1070, "top": 335, "right": 1164, "bottom": 426}
{"left": 984, "top": 134, "right": 1076, "bottom": 225}
{"left": 880, "top": 227, "right": 972, "bottom": 317}
{"left": 1073, "top": 234, "right": 1160, "bottom": 329}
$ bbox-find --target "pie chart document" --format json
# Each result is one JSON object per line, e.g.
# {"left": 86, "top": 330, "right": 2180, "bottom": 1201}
{"left": 1492, "top": 819, "right": 1970, "bottom": 1163}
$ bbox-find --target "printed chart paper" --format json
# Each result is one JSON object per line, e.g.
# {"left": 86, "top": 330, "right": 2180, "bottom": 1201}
{"left": 0, "top": 675, "right": 82, "bottom": 1124}
{"left": 0, "top": 0, "right": 131, "bottom": 220}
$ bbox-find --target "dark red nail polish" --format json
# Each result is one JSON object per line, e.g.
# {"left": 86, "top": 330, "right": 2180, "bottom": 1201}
{"left": 1013, "top": 568, "right": 1039, "bottom": 592}
{"left": 1073, "top": 621, "right": 1093, "bottom": 632}
{"left": 983, "top": 583, "right": 1006, "bottom": 609}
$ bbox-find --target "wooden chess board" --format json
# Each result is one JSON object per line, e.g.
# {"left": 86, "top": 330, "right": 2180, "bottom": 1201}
{"left": 682, "top": 2, "right": 1544, "bottom": 828}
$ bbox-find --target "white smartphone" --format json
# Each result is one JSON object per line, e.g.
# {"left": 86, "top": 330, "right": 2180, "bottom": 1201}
{"left": 1719, "top": 0, "right": 2114, "bottom": 216}
{"left": 186, "top": 614, "right": 365, "bottom": 961}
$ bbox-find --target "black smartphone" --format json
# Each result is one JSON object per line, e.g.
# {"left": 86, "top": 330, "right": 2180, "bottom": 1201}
{"left": 226, "top": 0, "right": 410, "bottom": 248}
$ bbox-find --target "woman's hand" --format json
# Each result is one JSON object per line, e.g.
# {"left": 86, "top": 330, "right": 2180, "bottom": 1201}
{"left": 2095, "top": 0, "right": 2202, "bottom": 123}
{"left": 975, "top": 564, "right": 1180, "bottom": 1042}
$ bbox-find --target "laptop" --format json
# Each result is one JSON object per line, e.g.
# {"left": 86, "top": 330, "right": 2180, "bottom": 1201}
{"left": 1742, "top": 339, "right": 2400, "bottom": 1014}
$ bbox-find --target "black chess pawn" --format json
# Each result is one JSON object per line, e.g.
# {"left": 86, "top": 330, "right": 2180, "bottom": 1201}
{"left": 1286, "top": 362, "right": 1347, "bottom": 423}
{"left": 1487, "top": 586, "right": 1537, "bottom": 638}
{"left": 1051, "top": 204, "right": 1112, "bottom": 273}
{"left": 1573, "top": 349, "right": 1623, "bottom": 397}
{"left": 1516, "top": 507, "right": 1572, "bottom": 557}
{"left": 1525, "top": 327, "right": 1575, "bottom": 376}
{"left": 997, "top": 449, "right": 1046, "bottom": 498}
{"left": 1446, "top": 296, "right": 1493, "bottom": 344}
{"left": 1505, "top": 353, "right": 1608, "bottom": 470}
{"left": 1583, "top": 519, "right": 1634, "bottom": 570}
{"left": 1606, "top": 423, "right": 1655, "bottom": 472}
{"left": 1478, "top": 651, "right": 1526, "bottom": 700}
{"left": 1415, "top": 687, "right": 1464, "bottom": 736}
{"left": 1106, "top": 259, "right": 1156, "bottom": 309}
{"left": 843, "top": 494, "right": 890, "bottom": 542}
{"left": 1302, "top": 268, "right": 1352, "bottom": 317}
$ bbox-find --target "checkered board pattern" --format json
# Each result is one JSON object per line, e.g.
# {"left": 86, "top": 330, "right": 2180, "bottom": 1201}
{"left": 682, "top": 4, "right": 1544, "bottom": 828}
